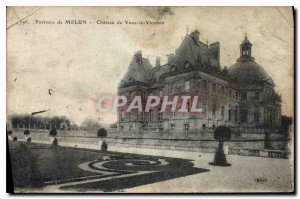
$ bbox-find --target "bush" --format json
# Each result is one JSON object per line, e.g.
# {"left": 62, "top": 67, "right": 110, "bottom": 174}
{"left": 52, "top": 138, "right": 58, "bottom": 146}
{"left": 24, "top": 130, "right": 30, "bottom": 135}
{"left": 101, "top": 140, "right": 108, "bottom": 151}
{"left": 210, "top": 125, "right": 232, "bottom": 166}
{"left": 214, "top": 126, "right": 231, "bottom": 141}
{"left": 49, "top": 128, "right": 57, "bottom": 136}
{"left": 13, "top": 137, "right": 17, "bottom": 141}
{"left": 27, "top": 137, "right": 31, "bottom": 143}
{"left": 97, "top": 128, "right": 107, "bottom": 138}
{"left": 7, "top": 130, "right": 12, "bottom": 135}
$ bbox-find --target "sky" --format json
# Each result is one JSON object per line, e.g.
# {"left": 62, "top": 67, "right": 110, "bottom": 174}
{"left": 7, "top": 7, "right": 294, "bottom": 125}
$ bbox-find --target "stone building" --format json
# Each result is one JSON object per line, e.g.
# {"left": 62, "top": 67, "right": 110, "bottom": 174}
{"left": 118, "top": 30, "right": 282, "bottom": 134}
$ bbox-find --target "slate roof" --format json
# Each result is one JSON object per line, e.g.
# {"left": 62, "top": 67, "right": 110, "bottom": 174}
{"left": 172, "top": 35, "right": 219, "bottom": 68}
{"left": 120, "top": 54, "right": 154, "bottom": 85}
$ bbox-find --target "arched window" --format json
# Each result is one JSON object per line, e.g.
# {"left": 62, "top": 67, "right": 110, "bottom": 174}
{"left": 184, "top": 62, "right": 191, "bottom": 68}
{"left": 170, "top": 66, "right": 176, "bottom": 72}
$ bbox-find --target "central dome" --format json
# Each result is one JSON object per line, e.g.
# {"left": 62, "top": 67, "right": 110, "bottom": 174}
{"left": 228, "top": 59, "right": 271, "bottom": 85}
{"left": 228, "top": 35, "right": 273, "bottom": 86}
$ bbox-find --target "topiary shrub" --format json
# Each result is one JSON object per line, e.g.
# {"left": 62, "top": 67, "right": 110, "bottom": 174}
{"left": 101, "top": 140, "right": 108, "bottom": 151}
{"left": 49, "top": 128, "right": 57, "bottom": 136}
{"left": 7, "top": 130, "right": 12, "bottom": 135}
{"left": 24, "top": 130, "right": 30, "bottom": 135}
{"left": 209, "top": 125, "right": 231, "bottom": 166}
{"left": 97, "top": 128, "right": 107, "bottom": 138}
{"left": 26, "top": 137, "right": 31, "bottom": 143}
{"left": 52, "top": 138, "right": 58, "bottom": 146}
{"left": 13, "top": 137, "right": 17, "bottom": 141}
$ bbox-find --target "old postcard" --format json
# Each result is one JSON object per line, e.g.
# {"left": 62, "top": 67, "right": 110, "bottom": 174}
{"left": 6, "top": 6, "right": 294, "bottom": 193}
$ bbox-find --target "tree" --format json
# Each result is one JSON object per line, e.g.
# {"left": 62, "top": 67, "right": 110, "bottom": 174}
{"left": 101, "top": 140, "right": 108, "bottom": 151}
{"left": 97, "top": 128, "right": 107, "bottom": 138}
{"left": 281, "top": 115, "right": 292, "bottom": 132}
{"left": 7, "top": 130, "right": 12, "bottom": 135}
{"left": 81, "top": 117, "right": 101, "bottom": 130}
{"left": 209, "top": 125, "right": 231, "bottom": 166}
{"left": 110, "top": 122, "right": 117, "bottom": 128}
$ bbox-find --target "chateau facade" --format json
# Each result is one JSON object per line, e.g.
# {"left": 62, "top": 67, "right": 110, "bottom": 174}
{"left": 117, "top": 30, "right": 282, "bottom": 134}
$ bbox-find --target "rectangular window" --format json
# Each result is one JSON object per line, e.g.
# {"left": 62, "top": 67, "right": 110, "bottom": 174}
{"left": 120, "top": 111, "right": 125, "bottom": 121}
{"left": 255, "top": 92, "right": 260, "bottom": 100}
{"left": 158, "top": 112, "right": 163, "bottom": 121}
{"left": 229, "top": 89, "right": 232, "bottom": 98}
{"left": 213, "top": 83, "right": 216, "bottom": 93}
{"left": 254, "top": 108, "right": 260, "bottom": 122}
{"left": 228, "top": 110, "right": 232, "bottom": 121}
{"left": 170, "top": 123, "right": 175, "bottom": 131}
{"left": 171, "top": 112, "right": 176, "bottom": 118}
{"left": 241, "top": 92, "right": 247, "bottom": 101}
{"left": 129, "top": 123, "right": 133, "bottom": 131}
{"left": 149, "top": 110, "right": 153, "bottom": 122}
{"left": 221, "top": 86, "right": 225, "bottom": 95}
{"left": 203, "top": 80, "right": 207, "bottom": 91}
{"left": 240, "top": 110, "right": 248, "bottom": 122}
{"left": 235, "top": 91, "right": 238, "bottom": 100}
{"left": 221, "top": 106, "right": 225, "bottom": 120}
{"left": 234, "top": 109, "right": 238, "bottom": 122}
{"left": 159, "top": 90, "right": 163, "bottom": 97}
{"left": 212, "top": 104, "right": 216, "bottom": 118}
{"left": 142, "top": 112, "right": 145, "bottom": 122}
{"left": 184, "top": 123, "right": 189, "bottom": 131}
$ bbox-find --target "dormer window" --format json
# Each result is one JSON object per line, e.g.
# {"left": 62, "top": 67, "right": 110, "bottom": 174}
{"left": 170, "top": 65, "right": 176, "bottom": 72}
{"left": 184, "top": 62, "right": 191, "bottom": 68}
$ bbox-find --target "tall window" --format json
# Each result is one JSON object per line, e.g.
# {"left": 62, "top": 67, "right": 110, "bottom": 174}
{"left": 254, "top": 108, "right": 260, "bottom": 122}
{"left": 159, "top": 90, "right": 163, "bottom": 97}
{"left": 170, "top": 123, "right": 175, "bottom": 131}
{"left": 228, "top": 110, "right": 232, "bottom": 121}
{"left": 241, "top": 92, "right": 247, "bottom": 101}
{"left": 255, "top": 92, "right": 260, "bottom": 101}
{"left": 149, "top": 110, "right": 154, "bottom": 122}
{"left": 221, "top": 106, "right": 225, "bottom": 120}
{"left": 158, "top": 112, "right": 163, "bottom": 121}
{"left": 212, "top": 83, "right": 216, "bottom": 93}
{"left": 171, "top": 112, "right": 176, "bottom": 118}
{"left": 221, "top": 86, "right": 225, "bottom": 95}
{"left": 184, "top": 123, "right": 189, "bottom": 131}
{"left": 142, "top": 112, "right": 145, "bottom": 122}
{"left": 240, "top": 110, "right": 248, "bottom": 122}
{"left": 234, "top": 109, "right": 238, "bottom": 122}
{"left": 212, "top": 104, "right": 216, "bottom": 118}
{"left": 203, "top": 80, "right": 207, "bottom": 90}
{"left": 229, "top": 89, "right": 232, "bottom": 98}
{"left": 120, "top": 111, "right": 125, "bottom": 121}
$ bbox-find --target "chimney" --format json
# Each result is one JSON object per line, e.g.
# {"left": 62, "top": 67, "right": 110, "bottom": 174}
{"left": 155, "top": 56, "right": 161, "bottom": 67}
{"left": 135, "top": 50, "right": 143, "bottom": 64}
{"left": 209, "top": 42, "right": 220, "bottom": 66}
{"left": 166, "top": 53, "right": 175, "bottom": 64}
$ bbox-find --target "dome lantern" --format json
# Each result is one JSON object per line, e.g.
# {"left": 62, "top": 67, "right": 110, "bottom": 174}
{"left": 240, "top": 33, "right": 252, "bottom": 58}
